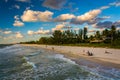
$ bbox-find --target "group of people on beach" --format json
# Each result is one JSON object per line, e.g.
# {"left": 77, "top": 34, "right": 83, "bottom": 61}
{"left": 49, "top": 46, "right": 113, "bottom": 57}
{"left": 84, "top": 50, "right": 112, "bottom": 56}
{"left": 83, "top": 50, "right": 93, "bottom": 56}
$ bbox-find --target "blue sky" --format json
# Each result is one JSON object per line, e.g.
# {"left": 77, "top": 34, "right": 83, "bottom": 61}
{"left": 0, "top": 0, "right": 120, "bottom": 44}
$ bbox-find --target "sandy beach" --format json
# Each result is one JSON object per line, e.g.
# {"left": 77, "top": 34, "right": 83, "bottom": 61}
{"left": 21, "top": 44, "right": 120, "bottom": 68}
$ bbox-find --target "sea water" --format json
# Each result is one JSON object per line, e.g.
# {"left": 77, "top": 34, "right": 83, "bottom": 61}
{"left": 0, "top": 44, "right": 120, "bottom": 80}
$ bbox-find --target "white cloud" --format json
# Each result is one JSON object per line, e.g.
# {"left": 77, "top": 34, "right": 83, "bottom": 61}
{"left": 35, "top": 29, "right": 50, "bottom": 34}
{"left": 0, "top": 30, "right": 12, "bottom": 34}
{"left": 52, "top": 24, "right": 65, "bottom": 31}
{"left": 54, "top": 14, "right": 75, "bottom": 22}
{"left": 55, "top": 24, "right": 65, "bottom": 29}
{"left": 71, "top": 9, "right": 101, "bottom": 24}
{"left": 69, "top": 5, "right": 111, "bottom": 25}
{"left": 13, "top": 15, "right": 24, "bottom": 27}
{"left": 3, "top": 31, "right": 12, "bottom": 34}
{"left": 100, "top": 6, "right": 110, "bottom": 10}
{"left": 27, "top": 29, "right": 50, "bottom": 35}
{"left": 21, "top": 10, "right": 53, "bottom": 22}
{"left": 77, "top": 9, "right": 101, "bottom": 21}
{"left": 13, "top": 20, "right": 24, "bottom": 27}
{"left": 27, "top": 30, "right": 34, "bottom": 35}
{"left": 15, "top": 32, "right": 23, "bottom": 38}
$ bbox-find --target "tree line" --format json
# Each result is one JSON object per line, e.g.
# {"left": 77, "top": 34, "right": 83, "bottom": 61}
{"left": 20, "top": 25, "right": 120, "bottom": 47}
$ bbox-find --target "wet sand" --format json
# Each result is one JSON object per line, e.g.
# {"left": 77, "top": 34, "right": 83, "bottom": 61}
{"left": 21, "top": 44, "right": 120, "bottom": 69}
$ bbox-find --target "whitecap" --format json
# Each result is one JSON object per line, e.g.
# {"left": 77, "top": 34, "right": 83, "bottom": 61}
{"left": 22, "top": 56, "right": 37, "bottom": 70}
{"left": 27, "top": 51, "right": 42, "bottom": 57}
{"left": 53, "top": 54, "right": 76, "bottom": 65}
{"left": 27, "top": 61, "right": 37, "bottom": 69}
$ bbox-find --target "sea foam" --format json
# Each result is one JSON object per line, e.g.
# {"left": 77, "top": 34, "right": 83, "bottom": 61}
{"left": 53, "top": 54, "right": 76, "bottom": 65}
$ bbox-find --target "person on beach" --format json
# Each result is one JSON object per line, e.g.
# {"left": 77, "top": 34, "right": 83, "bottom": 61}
{"left": 52, "top": 47, "right": 54, "bottom": 50}
{"left": 87, "top": 51, "right": 93, "bottom": 56}
{"left": 105, "top": 50, "right": 112, "bottom": 54}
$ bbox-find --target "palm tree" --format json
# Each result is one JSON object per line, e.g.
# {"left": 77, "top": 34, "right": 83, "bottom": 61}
{"left": 52, "top": 30, "right": 62, "bottom": 44}
{"left": 95, "top": 31, "right": 101, "bottom": 40}
{"left": 111, "top": 25, "right": 116, "bottom": 45}
{"left": 83, "top": 27, "right": 88, "bottom": 40}
{"left": 76, "top": 29, "right": 83, "bottom": 43}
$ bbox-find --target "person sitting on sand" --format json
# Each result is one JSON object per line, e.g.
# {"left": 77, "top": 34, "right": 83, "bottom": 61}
{"left": 87, "top": 51, "right": 90, "bottom": 56}
{"left": 87, "top": 51, "right": 93, "bottom": 56}
{"left": 105, "top": 50, "right": 112, "bottom": 54}
{"left": 90, "top": 52, "right": 93, "bottom": 56}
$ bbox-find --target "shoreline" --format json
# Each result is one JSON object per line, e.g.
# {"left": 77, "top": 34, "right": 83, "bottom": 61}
{"left": 20, "top": 44, "right": 120, "bottom": 69}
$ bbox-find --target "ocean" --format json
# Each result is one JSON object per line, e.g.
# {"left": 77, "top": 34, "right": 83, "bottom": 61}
{"left": 0, "top": 44, "right": 120, "bottom": 80}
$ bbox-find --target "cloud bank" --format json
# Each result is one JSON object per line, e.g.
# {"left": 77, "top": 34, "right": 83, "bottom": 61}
{"left": 52, "top": 24, "right": 65, "bottom": 31}
{"left": 54, "top": 14, "right": 75, "bottom": 22}
{"left": 70, "top": 9, "right": 101, "bottom": 25}
{"left": 21, "top": 10, "right": 53, "bottom": 22}
{"left": 28, "top": 29, "right": 50, "bottom": 35}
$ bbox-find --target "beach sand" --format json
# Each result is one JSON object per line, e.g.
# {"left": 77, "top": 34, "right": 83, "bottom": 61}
{"left": 21, "top": 44, "right": 120, "bottom": 68}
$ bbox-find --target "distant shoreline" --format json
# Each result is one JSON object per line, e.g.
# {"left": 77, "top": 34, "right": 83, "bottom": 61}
{"left": 21, "top": 44, "right": 120, "bottom": 69}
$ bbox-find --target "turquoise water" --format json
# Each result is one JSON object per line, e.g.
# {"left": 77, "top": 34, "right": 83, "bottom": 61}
{"left": 0, "top": 44, "right": 120, "bottom": 80}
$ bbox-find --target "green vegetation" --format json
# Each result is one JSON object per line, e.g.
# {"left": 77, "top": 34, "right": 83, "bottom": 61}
{"left": 20, "top": 25, "right": 120, "bottom": 49}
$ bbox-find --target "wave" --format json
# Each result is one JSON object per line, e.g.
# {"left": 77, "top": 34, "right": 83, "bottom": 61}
{"left": 26, "top": 51, "right": 42, "bottom": 57}
{"left": 22, "top": 57, "right": 37, "bottom": 70}
{"left": 52, "top": 54, "right": 76, "bottom": 65}
{"left": 80, "top": 64, "right": 120, "bottom": 80}
{"left": 27, "top": 61, "right": 37, "bottom": 69}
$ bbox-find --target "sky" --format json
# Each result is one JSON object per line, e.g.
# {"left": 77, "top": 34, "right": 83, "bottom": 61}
{"left": 0, "top": 0, "right": 120, "bottom": 44}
